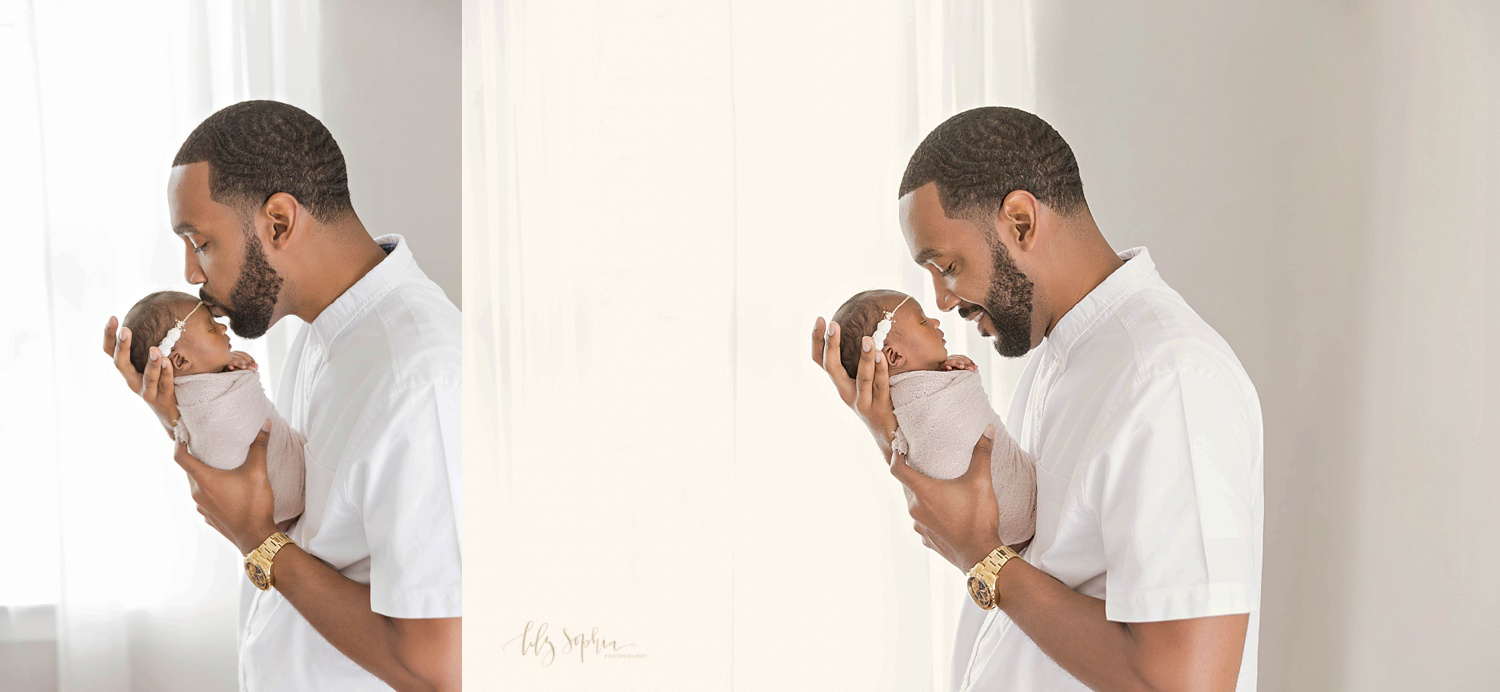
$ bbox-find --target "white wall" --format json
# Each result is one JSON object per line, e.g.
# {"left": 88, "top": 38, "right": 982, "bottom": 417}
{"left": 1030, "top": 2, "right": 1499, "bottom": 688}
{"left": 318, "top": 0, "right": 462, "bottom": 306}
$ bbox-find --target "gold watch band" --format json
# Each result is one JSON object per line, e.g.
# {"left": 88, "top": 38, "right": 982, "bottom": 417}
{"left": 244, "top": 531, "right": 294, "bottom": 591}
{"left": 966, "top": 544, "right": 1021, "bottom": 610}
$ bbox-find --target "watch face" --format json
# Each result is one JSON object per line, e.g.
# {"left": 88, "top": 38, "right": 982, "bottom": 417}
{"left": 967, "top": 576, "right": 994, "bottom": 609}
{"left": 245, "top": 562, "right": 270, "bottom": 590}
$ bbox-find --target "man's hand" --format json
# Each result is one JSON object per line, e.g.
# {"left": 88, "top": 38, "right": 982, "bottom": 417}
{"left": 103, "top": 316, "right": 180, "bottom": 436}
{"left": 942, "top": 354, "right": 978, "bottom": 372}
{"left": 891, "top": 424, "right": 1004, "bottom": 571}
{"left": 810, "top": 316, "right": 897, "bottom": 448}
{"left": 227, "top": 350, "right": 259, "bottom": 372}
{"left": 175, "top": 423, "right": 278, "bottom": 554}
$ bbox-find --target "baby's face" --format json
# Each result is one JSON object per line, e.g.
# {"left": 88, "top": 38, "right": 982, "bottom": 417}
{"left": 167, "top": 303, "right": 235, "bottom": 376}
{"left": 884, "top": 297, "right": 949, "bottom": 374}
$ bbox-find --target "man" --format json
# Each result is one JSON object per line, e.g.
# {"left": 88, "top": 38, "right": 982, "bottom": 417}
{"left": 102, "top": 100, "right": 461, "bottom": 690}
{"left": 813, "top": 107, "right": 1263, "bottom": 690}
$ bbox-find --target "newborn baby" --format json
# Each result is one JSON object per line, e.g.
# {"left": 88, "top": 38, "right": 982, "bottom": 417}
{"left": 122, "top": 290, "right": 305, "bottom": 524}
{"left": 832, "top": 289, "right": 1036, "bottom": 547}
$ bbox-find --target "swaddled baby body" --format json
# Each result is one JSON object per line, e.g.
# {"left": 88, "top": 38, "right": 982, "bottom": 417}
{"left": 123, "top": 290, "right": 305, "bottom": 524}
{"left": 833, "top": 290, "right": 1036, "bottom": 547}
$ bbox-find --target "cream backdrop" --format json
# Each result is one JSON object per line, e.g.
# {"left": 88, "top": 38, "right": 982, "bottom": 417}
{"left": 465, "top": 0, "right": 1032, "bottom": 690}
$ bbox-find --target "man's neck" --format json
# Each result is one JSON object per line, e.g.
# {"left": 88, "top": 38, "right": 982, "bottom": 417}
{"left": 1040, "top": 222, "right": 1125, "bottom": 338}
{"left": 289, "top": 218, "right": 390, "bottom": 324}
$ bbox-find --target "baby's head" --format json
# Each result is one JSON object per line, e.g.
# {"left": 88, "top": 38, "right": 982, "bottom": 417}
{"left": 122, "top": 290, "right": 235, "bottom": 376}
{"left": 831, "top": 290, "right": 948, "bottom": 378}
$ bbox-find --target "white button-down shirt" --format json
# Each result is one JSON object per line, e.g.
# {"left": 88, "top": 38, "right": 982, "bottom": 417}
{"left": 239, "top": 234, "right": 462, "bottom": 690}
{"left": 953, "top": 247, "right": 1263, "bottom": 691}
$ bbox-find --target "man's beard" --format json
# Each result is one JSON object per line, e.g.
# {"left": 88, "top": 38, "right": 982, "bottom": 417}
{"left": 203, "top": 229, "right": 283, "bottom": 339}
{"left": 963, "top": 230, "right": 1035, "bottom": 358}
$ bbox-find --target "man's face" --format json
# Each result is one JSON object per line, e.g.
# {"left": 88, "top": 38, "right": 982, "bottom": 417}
{"left": 899, "top": 183, "right": 1038, "bottom": 358}
{"left": 168, "top": 162, "right": 284, "bottom": 338}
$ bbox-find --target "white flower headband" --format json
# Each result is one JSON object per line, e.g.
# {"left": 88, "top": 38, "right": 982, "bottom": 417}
{"left": 157, "top": 301, "right": 205, "bottom": 355}
{"left": 870, "top": 294, "right": 912, "bottom": 351}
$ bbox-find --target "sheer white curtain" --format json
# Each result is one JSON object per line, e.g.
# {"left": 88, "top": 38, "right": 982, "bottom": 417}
{"left": 467, "top": 1, "right": 1029, "bottom": 689}
{"left": 0, "top": 1, "right": 317, "bottom": 689}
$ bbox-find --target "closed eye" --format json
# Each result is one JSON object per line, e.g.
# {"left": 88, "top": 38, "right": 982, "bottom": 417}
{"left": 191, "top": 240, "right": 208, "bottom": 254}
{"left": 939, "top": 262, "right": 956, "bottom": 277}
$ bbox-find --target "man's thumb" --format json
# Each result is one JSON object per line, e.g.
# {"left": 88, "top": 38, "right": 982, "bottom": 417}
{"left": 249, "top": 420, "right": 272, "bottom": 462}
{"left": 967, "top": 425, "right": 996, "bottom": 479}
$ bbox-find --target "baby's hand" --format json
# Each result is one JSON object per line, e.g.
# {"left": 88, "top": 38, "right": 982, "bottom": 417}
{"left": 227, "top": 351, "right": 258, "bottom": 372}
{"left": 941, "top": 355, "right": 978, "bottom": 372}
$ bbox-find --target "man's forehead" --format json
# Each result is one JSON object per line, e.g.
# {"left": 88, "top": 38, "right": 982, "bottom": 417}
{"left": 899, "top": 184, "right": 948, "bottom": 261}
{"left": 168, "top": 162, "right": 231, "bottom": 233}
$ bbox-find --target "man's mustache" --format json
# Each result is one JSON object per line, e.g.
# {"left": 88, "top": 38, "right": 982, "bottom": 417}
{"left": 199, "top": 289, "right": 227, "bottom": 312}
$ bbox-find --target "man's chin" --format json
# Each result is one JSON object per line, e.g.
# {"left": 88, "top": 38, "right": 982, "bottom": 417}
{"left": 227, "top": 316, "right": 272, "bottom": 340}
{"left": 990, "top": 333, "right": 1033, "bottom": 359}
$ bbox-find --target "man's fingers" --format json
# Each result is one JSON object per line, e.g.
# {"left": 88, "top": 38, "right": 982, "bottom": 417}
{"left": 103, "top": 316, "right": 119, "bottom": 356}
{"left": 140, "top": 348, "right": 161, "bottom": 398}
{"left": 810, "top": 316, "right": 826, "bottom": 366}
{"left": 110, "top": 323, "right": 146, "bottom": 392}
{"left": 889, "top": 449, "right": 921, "bottom": 485}
{"left": 854, "top": 335, "right": 877, "bottom": 412}
{"left": 158, "top": 356, "right": 175, "bottom": 401}
{"left": 820, "top": 321, "right": 857, "bottom": 405}
{"left": 173, "top": 441, "right": 208, "bottom": 480}
{"left": 872, "top": 344, "right": 891, "bottom": 409}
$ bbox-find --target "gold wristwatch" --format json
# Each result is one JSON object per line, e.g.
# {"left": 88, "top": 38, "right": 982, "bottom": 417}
{"left": 966, "top": 544, "right": 1021, "bottom": 610}
{"left": 244, "top": 532, "right": 294, "bottom": 591}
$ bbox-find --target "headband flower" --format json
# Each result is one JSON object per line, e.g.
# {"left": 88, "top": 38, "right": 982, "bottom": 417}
{"left": 157, "top": 301, "right": 205, "bottom": 355}
{"left": 871, "top": 294, "right": 912, "bottom": 351}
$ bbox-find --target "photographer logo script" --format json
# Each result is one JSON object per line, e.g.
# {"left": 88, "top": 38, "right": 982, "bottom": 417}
{"left": 504, "top": 620, "right": 643, "bottom": 665}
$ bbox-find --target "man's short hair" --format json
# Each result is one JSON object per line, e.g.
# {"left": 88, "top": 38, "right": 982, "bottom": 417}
{"left": 899, "top": 106, "right": 1087, "bottom": 218}
{"left": 173, "top": 100, "right": 353, "bottom": 222}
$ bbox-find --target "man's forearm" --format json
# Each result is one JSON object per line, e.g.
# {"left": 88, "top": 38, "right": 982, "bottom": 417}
{"left": 995, "top": 559, "right": 1245, "bottom": 691}
{"left": 271, "top": 545, "right": 458, "bottom": 691}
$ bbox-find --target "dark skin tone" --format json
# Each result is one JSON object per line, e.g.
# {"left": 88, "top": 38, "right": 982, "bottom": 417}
{"left": 101, "top": 162, "right": 458, "bottom": 691}
{"left": 809, "top": 182, "right": 1248, "bottom": 691}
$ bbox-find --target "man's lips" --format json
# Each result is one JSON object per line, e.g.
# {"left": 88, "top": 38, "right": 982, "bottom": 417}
{"left": 961, "top": 308, "right": 992, "bottom": 337}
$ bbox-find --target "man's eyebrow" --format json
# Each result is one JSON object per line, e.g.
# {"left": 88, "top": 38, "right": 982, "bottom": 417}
{"left": 174, "top": 223, "right": 199, "bottom": 236}
{"left": 914, "top": 248, "right": 943, "bottom": 264}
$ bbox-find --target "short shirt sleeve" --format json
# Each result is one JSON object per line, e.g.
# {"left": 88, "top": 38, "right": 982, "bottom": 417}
{"left": 1086, "top": 368, "right": 1259, "bottom": 623}
{"left": 348, "top": 381, "right": 462, "bottom": 618}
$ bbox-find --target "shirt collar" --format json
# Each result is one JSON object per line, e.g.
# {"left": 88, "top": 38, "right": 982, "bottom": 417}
{"left": 1043, "top": 246, "right": 1157, "bottom": 357}
{"left": 309, "top": 233, "right": 414, "bottom": 344}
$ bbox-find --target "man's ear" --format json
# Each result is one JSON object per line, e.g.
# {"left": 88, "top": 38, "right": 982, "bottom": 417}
{"left": 260, "top": 192, "right": 302, "bottom": 250}
{"left": 999, "top": 190, "right": 1039, "bottom": 251}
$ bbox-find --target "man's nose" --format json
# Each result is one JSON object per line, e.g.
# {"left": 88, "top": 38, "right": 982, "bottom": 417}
{"left": 931, "top": 280, "right": 961, "bottom": 312}
{"left": 184, "top": 250, "right": 206, "bottom": 285}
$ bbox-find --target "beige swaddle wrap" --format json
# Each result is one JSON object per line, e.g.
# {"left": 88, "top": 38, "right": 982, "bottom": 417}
{"left": 171, "top": 370, "right": 306, "bottom": 524}
{"left": 890, "top": 370, "right": 1036, "bottom": 547}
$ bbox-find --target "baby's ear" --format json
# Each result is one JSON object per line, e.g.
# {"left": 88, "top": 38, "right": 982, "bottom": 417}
{"left": 883, "top": 345, "right": 904, "bottom": 368}
{"left": 169, "top": 352, "right": 189, "bottom": 370}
